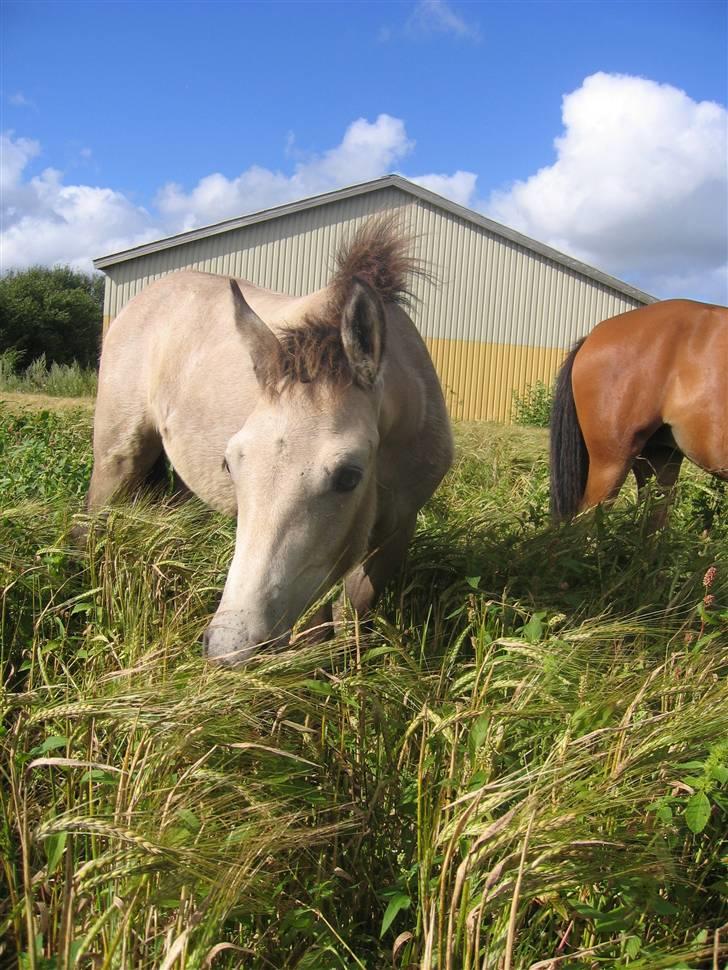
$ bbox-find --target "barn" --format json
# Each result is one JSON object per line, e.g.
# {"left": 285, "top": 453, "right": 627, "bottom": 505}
{"left": 94, "top": 174, "right": 654, "bottom": 422}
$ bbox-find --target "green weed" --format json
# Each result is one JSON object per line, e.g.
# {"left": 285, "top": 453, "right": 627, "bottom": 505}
{"left": 511, "top": 380, "right": 553, "bottom": 427}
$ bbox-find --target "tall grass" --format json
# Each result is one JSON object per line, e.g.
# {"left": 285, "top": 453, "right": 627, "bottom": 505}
{"left": 1, "top": 405, "right": 726, "bottom": 969}
{"left": 0, "top": 351, "right": 97, "bottom": 398}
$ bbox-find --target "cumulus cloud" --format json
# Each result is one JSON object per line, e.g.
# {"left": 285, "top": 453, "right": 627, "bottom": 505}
{"left": 406, "top": 0, "right": 480, "bottom": 41}
{"left": 1, "top": 132, "right": 156, "bottom": 272}
{"left": 156, "top": 115, "right": 414, "bottom": 232}
{"left": 486, "top": 72, "right": 728, "bottom": 303}
{"left": 5, "top": 81, "right": 724, "bottom": 303}
{"left": 1, "top": 132, "right": 40, "bottom": 193}
{"left": 8, "top": 92, "right": 35, "bottom": 109}
{"left": 2, "top": 115, "right": 474, "bottom": 271}
{"left": 410, "top": 170, "right": 477, "bottom": 207}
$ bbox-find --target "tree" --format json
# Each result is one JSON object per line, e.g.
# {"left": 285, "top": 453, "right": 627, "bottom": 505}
{"left": 0, "top": 266, "right": 104, "bottom": 368}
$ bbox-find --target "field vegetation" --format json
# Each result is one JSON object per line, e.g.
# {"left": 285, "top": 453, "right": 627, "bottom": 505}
{"left": 0, "top": 352, "right": 98, "bottom": 399}
{"left": 511, "top": 381, "right": 553, "bottom": 428}
{"left": 1, "top": 395, "right": 726, "bottom": 969}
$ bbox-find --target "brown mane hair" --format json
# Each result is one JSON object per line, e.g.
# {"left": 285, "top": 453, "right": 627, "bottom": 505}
{"left": 269, "top": 214, "right": 430, "bottom": 390}
{"left": 275, "top": 320, "right": 354, "bottom": 386}
{"left": 329, "top": 212, "right": 427, "bottom": 314}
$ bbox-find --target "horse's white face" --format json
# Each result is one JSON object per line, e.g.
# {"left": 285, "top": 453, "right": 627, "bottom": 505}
{"left": 203, "top": 278, "right": 385, "bottom": 666}
{"left": 203, "top": 384, "right": 379, "bottom": 664}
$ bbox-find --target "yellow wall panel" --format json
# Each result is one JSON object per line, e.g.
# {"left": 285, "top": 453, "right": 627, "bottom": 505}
{"left": 426, "top": 336, "right": 567, "bottom": 422}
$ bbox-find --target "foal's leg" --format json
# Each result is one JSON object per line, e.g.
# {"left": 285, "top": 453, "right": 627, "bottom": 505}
{"left": 291, "top": 602, "right": 335, "bottom": 646}
{"left": 297, "top": 515, "right": 417, "bottom": 643}
{"left": 87, "top": 409, "right": 163, "bottom": 512}
{"left": 343, "top": 513, "right": 418, "bottom": 617}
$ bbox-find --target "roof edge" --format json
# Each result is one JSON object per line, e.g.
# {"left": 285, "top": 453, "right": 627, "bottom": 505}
{"left": 92, "top": 176, "right": 399, "bottom": 269}
{"left": 93, "top": 173, "right": 656, "bottom": 304}
{"left": 388, "top": 175, "right": 656, "bottom": 304}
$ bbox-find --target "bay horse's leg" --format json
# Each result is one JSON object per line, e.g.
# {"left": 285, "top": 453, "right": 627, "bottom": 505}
{"left": 580, "top": 453, "right": 632, "bottom": 512}
{"left": 633, "top": 445, "right": 684, "bottom": 529}
{"left": 633, "top": 448, "right": 684, "bottom": 495}
{"left": 571, "top": 361, "right": 641, "bottom": 513}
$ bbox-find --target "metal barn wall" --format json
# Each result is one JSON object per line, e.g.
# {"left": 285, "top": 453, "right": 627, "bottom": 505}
{"left": 101, "top": 187, "right": 645, "bottom": 422}
{"left": 102, "top": 187, "right": 411, "bottom": 324}
{"left": 403, "top": 197, "right": 644, "bottom": 420}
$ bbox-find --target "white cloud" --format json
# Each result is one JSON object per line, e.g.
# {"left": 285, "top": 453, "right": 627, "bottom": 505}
{"left": 3, "top": 82, "right": 725, "bottom": 306}
{"left": 410, "top": 170, "right": 477, "bottom": 207}
{"left": 8, "top": 92, "right": 35, "bottom": 109}
{"left": 406, "top": 0, "right": 480, "bottom": 41}
{"left": 0, "top": 132, "right": 40, "bottom": 193}
{"left": 486, "top": 72, "right": 728, "bottom": 303}
{"left": 156, "top": 114, "right": 414, "bottom": 232}
{"left": 1, "top": 132, "right": 156, "bottom": 272}
{"left": 1, "top": 116, "right": 475, "bottom": 272}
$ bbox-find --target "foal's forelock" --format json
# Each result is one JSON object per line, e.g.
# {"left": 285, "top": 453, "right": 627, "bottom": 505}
{"left": 263, "top": 318, "right": 356, "bottom": 392}
{"left": 241, "top": 214, "right": 426, "bottom": 396}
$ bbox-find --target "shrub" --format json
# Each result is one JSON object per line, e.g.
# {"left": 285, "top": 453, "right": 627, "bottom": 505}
{"left": 512, "top": 378, "right": 553, "bottom": 426}
{"left": 0, "top": 265, "right": 104, "bottom": 368}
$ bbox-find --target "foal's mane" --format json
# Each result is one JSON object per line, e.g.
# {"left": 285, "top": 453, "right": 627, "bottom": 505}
{"left": 329, "top": 213, "right": 423, "bottom": 314}
{"left": 271, "top": 215, "right": 428, "bottom": 388}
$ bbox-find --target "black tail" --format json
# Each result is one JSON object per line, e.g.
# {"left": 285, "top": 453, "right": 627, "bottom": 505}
{"left": 550, "top": 339, "right": 589, "bottom": 521}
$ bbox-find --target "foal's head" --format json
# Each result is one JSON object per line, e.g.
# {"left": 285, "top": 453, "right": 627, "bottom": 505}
{"left": 203, "top": 278, "right": 386, "bottom": 665}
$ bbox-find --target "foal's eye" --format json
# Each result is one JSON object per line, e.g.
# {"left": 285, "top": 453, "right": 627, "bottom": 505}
{"left": 332, "top": 466, "right": 363, "bottom": 493}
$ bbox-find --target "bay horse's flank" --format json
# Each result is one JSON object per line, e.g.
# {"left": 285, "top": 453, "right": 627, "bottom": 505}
{"left": 88, "top": 216, "right": 453, "bottom": 665}
{"left": 550, "top": 299, "right": 728, "bottom": 522}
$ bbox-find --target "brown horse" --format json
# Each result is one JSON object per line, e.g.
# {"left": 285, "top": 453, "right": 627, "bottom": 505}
{"left": 550, "top": 299, "right": 727, "bottom": 521}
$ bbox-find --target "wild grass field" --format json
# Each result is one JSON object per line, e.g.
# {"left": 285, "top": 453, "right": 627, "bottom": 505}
{"left": 1, "top": 395, "right": 726, "bottom": 970}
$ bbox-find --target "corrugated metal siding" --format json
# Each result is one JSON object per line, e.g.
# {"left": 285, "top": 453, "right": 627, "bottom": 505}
{"left": 105, "top": 187, "right": 412, "bottom": 321}
{"left": 403, "top": 197, "right": 640, "bottom": 347}
{"left": 102, "top": 187, "right": 645, "bottom": 422}
{"left": 402, "top": 198, "right": 642, "bottom": 419}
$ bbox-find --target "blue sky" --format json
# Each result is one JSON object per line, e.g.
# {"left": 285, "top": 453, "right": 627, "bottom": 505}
{"left": 2, "top": 0, "right": 727, "bottom": 301}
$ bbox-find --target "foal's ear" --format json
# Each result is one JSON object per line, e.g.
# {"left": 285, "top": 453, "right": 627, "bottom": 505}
{"left": 229, "top": 279, "right": 283, "bottom": 389}
{"left": 340, "top": 278, "right": 386, "bottom": 388}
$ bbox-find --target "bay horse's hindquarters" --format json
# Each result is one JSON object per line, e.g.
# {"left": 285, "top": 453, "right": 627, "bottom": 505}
{"left": 550, "top": 299, "right": 727, "bottom": 523}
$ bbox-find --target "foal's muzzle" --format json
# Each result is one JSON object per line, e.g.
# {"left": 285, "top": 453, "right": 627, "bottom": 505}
{"left": 202, "top": 623, "right": 289, "bottom": 667}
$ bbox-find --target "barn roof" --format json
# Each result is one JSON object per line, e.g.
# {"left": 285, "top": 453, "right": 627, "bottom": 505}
{"left": 93, "top": 174, "right": 655, "bottom": 304}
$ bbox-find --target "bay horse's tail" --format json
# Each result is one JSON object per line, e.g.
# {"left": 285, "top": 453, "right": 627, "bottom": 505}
{"left": 550, "top": 338, "right": 588, "bottom": 521}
